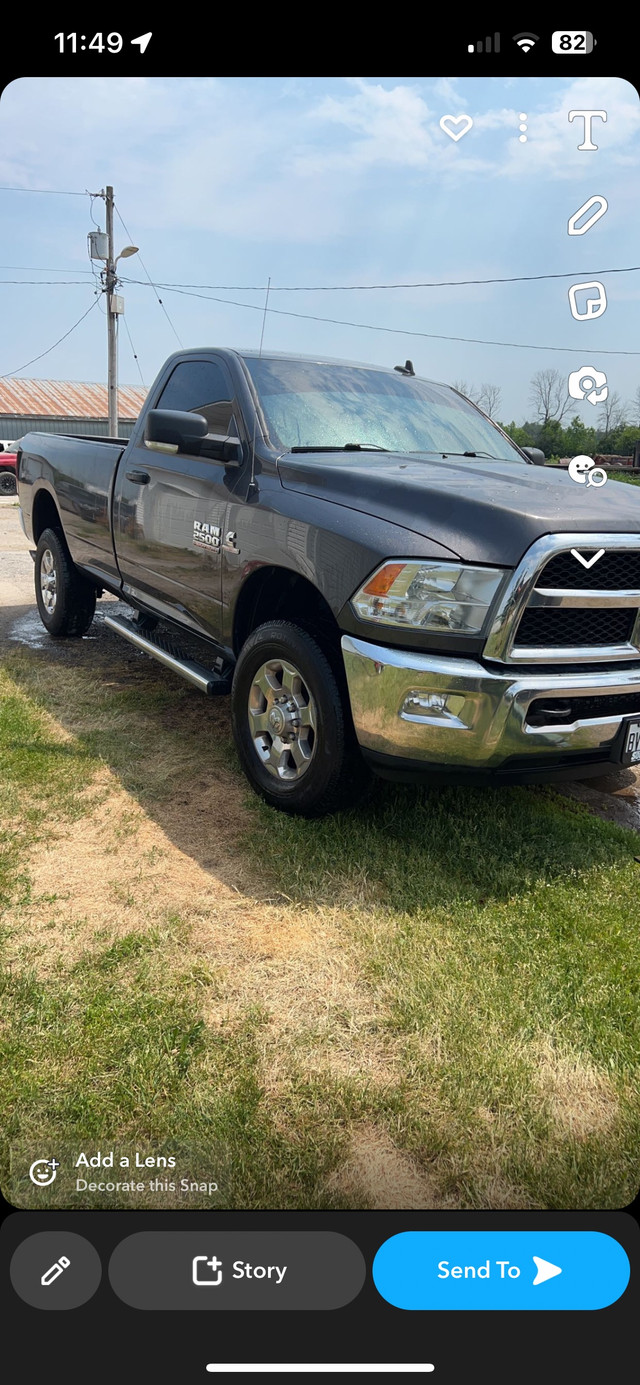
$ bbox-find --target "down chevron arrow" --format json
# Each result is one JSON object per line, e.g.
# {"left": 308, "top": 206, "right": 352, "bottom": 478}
{"left": 570, "top": 547, "right": 605, "bottom": 569}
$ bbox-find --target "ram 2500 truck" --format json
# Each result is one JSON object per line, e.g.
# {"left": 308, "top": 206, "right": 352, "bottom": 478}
{"left": 16, "top": 349, "right": 640, "bottom": 815}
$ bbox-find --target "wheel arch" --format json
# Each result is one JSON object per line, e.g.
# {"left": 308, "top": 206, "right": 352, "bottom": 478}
{"left": 31, "top": 486, "right": 65, "bottom": 544}
{"left": 231, "top": 565, "right": 341, "bottom": 657}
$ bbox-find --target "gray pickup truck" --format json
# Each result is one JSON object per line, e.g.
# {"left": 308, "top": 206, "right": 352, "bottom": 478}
{"left": 16, "top": 348, "right": 640, "bottom": 814}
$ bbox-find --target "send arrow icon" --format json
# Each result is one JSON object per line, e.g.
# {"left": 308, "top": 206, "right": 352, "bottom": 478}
{"left": 533, "top": 1256, "right": 562, "bottom": 1286}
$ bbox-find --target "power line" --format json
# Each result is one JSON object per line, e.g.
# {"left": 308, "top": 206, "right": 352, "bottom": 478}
{"left": 0, "top": 296, "right": 100, "bottom": 379}
{"left": 3, "top": 263, "right": 639, "bottom": 292}
{"left": 0, "top": 186, "right": 87, "bottom": 196}
{"left": 114, "top": 203, "right": 183, "bottom": 347}
{"left": 121, "top": 281, "right": 640, "bottom": 357}
{"left": 121, "top": 264, "right": 640, "bottom": 292}
{"left": 0, "top": 279, "right": 92, "bottom": 285}
{"left": 120, "top": 313, "right": 146, "bottom": 389}
{"left": 0, "top": 265, "right": 96, "bottom": 274}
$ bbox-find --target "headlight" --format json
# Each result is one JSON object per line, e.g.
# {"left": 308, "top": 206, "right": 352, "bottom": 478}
{"left": 350, "top": 560, "right": 506, "bottom": 634}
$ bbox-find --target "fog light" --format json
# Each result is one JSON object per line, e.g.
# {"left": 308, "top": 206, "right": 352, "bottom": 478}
{"left": 400, "top": 691, "right": 467, "bottom": 723}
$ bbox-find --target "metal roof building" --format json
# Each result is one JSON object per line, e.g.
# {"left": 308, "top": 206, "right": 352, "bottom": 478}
{"left": 0, "top": 378, "right": 147, "bottom": 441}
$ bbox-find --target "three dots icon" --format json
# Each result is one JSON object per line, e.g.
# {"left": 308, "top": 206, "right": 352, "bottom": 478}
{"left": 519, "top": 114, "right": 528, "bottom": 143}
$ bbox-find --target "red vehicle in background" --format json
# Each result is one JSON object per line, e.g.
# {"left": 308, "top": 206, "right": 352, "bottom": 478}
{"left": 0, "top": 444, "right": 18, "bottom": 495}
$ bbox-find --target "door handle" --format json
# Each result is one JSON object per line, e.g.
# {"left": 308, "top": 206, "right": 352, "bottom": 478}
{"left": 126, "top": 470, "right": 150, "bottom": 485}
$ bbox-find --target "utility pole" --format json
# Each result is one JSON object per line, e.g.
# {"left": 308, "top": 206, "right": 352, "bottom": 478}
{"left": 105, "top": 185, "right": 118, "bottom": 437}
{"left": 88, "top": 188, "right": 138, "bottom": 434}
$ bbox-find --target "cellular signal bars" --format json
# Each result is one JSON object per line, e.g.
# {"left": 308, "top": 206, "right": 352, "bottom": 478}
{"left": 468, "top": 33, "right": 500, "bottom": 53}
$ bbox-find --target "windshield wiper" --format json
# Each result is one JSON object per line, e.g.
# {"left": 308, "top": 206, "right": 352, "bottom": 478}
{"left": 289, "top": 443, "right": 390, "bottom": 453}
{"left": 409, "top": 450, "right": 511, "bottom": 460}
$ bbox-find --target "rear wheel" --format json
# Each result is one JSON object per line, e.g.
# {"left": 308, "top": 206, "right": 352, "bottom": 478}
{"left": 35, "top": 527, "right": 96, "bottom": 637}
{"left": 0, "top": 468, "right": 16, "bottom": 495}
{"left": 231, "top": 620, "right": 365, "bottom": 816}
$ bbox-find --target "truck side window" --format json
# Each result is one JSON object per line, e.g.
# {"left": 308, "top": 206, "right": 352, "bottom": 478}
{"left": 155, "top": 360, "right": 238, "bottom": 438}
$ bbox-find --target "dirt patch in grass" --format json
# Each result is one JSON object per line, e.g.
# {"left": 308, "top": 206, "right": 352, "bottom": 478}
{"left": 327, "top": 1125, "right": 454, "bottom": 1209}
{"left": 11, "top": 762, "right": 388, "bottom": 1100}
{"left": 535, "top": 1041, "right": 619, "bottom": 1141}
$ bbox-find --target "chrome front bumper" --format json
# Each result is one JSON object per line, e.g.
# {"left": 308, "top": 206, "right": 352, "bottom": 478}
{"left": 341, "top": 634, "right": 640, "bottom": 774}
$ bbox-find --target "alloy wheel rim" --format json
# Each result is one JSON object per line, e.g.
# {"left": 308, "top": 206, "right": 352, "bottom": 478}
{"left": 40, "top": 549, "right": 57, "bottom": 615}
{"left": 248, "top": 657, "right": 317, "bottom": 780}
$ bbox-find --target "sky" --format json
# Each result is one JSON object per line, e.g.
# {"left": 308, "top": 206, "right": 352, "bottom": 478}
{"left": 0, "top": 74, "right": 639, "bottom": 421}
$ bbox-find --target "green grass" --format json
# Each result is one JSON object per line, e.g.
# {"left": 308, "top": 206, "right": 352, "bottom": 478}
{"left": 1, "top": 645, "right": 640, "bottom": 1210}
{"left": 609, "top": 472, "right": 640, "bottom": 485}
{"left": 2, "top": 925, "right": 350, "bottom": 1210}
{"left": 245, "top": 784, "right": 640, "bottom": 1207}
{"left": 0, "top": 669, "right": 99, "bottom": 910}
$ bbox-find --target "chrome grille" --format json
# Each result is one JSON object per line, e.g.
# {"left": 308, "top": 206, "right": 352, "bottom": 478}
{"left": 484, "top": 533, "right": 640, "bottom": 665}
{"left": 516, "top": 606, "right": 635, "bottom": 648}
{"left": 541, "top": 550, "right": 640, "bottom": 590}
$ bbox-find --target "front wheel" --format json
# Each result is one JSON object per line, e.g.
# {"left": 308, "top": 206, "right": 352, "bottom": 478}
{"left": 35, "top": 527, "right": 96, "bottom": 636}
{"left": 231, "top": 620, "right": 364, "bottom": 816}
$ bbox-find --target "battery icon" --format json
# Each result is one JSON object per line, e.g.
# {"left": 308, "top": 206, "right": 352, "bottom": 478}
{"left": 552, "top": 31, "right": 596, "bottom": 54}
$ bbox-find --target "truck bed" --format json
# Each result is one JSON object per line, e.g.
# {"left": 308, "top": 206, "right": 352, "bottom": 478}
{"left": 18, "top": 432, "right": 128, "bottom": 579}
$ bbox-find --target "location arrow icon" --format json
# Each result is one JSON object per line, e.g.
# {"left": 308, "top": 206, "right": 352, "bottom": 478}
{"left": 533, "top": 1256, "right": 562, "bottom": 1286}
{"left": 131, "top": 33, "right": 152, "bottom": 54}
{"left": 570, "top": 548, "right": 605, "bottom": 569}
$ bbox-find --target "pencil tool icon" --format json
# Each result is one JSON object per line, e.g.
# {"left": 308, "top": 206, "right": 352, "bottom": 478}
{"left": 41, "top": 1255, "right": 70, "bottom": 1286}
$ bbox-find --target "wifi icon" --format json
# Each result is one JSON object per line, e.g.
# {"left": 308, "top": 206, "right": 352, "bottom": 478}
{"left": 513, "top": 31, "right": 539, "bottom": 52}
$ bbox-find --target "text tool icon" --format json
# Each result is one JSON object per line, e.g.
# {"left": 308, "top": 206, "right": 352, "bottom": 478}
{"left": 193, "top": 1255, "right": 223, "bottom": 1286}
{"left": 41, "top": 1255, "right": 70, "bottom": 1287}
{"left": 568, "top": 110, "right": 607, "bottom": 150}
{"left": 533, "top": 1257, "right": 562, "bottom": 1286}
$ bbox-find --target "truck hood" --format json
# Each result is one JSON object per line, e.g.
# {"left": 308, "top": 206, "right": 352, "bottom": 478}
{"left": 277, "top": 453, "right": 640, "bottom": 566}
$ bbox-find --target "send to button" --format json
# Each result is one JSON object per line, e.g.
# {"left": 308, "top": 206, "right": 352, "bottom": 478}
{"left": 373, "top": 1232, "right": 630, "bottom": 1311}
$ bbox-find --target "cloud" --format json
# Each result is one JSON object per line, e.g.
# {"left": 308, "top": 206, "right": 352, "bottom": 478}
{"left": 0, "top": 75, "right": 637, "bottom": 249}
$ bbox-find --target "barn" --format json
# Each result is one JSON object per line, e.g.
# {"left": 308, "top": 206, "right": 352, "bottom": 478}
{"left": 0, "top": 378, "right": 147, "bottom": 444}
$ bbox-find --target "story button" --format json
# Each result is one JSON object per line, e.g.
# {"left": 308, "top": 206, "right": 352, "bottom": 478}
{"left": 109, "top": 1231, "right": 365, "bottom": 1309}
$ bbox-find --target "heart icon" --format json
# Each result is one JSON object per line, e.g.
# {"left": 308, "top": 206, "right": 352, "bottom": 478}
{"left": 439, "top": 114, "right": 473, "bottom": 141}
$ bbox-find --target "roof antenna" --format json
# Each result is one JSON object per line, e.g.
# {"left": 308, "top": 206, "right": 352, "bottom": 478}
{"left": 248, "top": 274, "right": 271, "bottom": 499}
{"left": 394, "top": 359, "right": 415, "bottom": 376}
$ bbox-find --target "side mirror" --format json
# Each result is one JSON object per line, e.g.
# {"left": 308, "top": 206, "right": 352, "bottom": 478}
{"left": 144, "top": 410, "right": 243, "bottom": 467}
{"left": 521, "top": 446, "right": 546, "bottom": 466}
{"left": 145, "top": 409, "right": 208, "bottom": 453}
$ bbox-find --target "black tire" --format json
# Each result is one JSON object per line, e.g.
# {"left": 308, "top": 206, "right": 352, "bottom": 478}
{"left": 35, "top": 527, "right": 96, "bottom": 637}
{"left": 0, "top": 468, "right": 16, "bottom": 496}
{"left": 231, "top": 620, "right": 365, "bottom": 816}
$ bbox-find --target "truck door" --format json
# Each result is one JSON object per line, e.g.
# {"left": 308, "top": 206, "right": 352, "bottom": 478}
{"left": 113, "top": 357, "right": 240, "bottom": 642}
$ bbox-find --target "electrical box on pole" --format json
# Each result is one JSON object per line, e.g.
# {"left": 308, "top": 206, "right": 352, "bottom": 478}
{"left": 88, "top": 230, "right": 108, "bottom": 260}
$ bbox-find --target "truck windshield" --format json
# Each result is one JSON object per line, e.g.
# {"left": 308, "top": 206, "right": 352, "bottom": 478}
{"left": 243, "top": 357, "right": 525, "bottom": 462}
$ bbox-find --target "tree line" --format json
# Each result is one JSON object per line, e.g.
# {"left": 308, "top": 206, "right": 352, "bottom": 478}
{"left": 453, "top": 370, "right": 640, "bottom": 460}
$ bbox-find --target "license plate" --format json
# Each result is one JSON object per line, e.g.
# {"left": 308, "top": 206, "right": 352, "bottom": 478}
{"left": 622, "top": 719, "right": 640, "bottom": 766}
